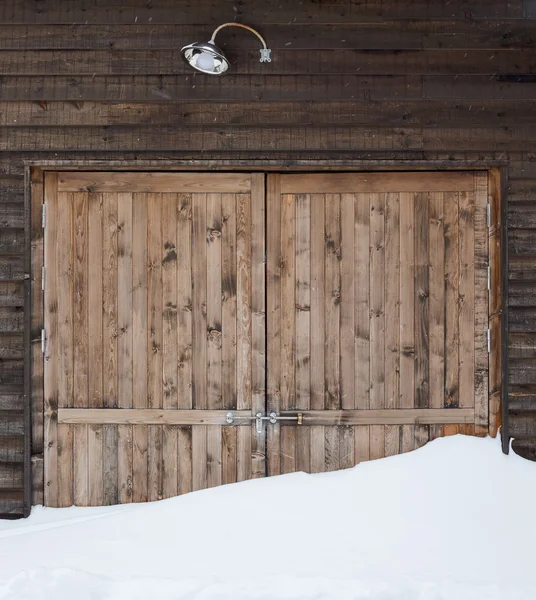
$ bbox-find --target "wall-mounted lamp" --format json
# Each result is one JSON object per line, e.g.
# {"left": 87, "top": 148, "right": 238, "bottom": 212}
{"left": 181, "top": 23, "right": 271, "bottom": 75}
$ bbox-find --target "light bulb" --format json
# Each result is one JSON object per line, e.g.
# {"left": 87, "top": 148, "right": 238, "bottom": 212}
{"left": 196, "top": 51, "right": 215, "bottom": 71}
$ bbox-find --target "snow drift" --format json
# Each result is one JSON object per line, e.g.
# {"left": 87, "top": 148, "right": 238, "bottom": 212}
{"left": 0, "top": 435, "right": 535, "bottom": 600}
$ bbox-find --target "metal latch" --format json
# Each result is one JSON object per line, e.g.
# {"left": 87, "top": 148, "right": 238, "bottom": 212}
{"left": 226, "top": 411, "right": 304, "bottom": 434}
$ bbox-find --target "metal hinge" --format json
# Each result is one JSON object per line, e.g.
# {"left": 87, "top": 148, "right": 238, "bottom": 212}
{"left": 487, "top": 328, "right": 491, "bottom": 354}
{"left": 42, "top": 204, "right": 46, "bottom": 229}
{"left": 486, "top": 204, "right": 491, "bottom": 229}
{"left": 41, "top": 329, "right": 46, "bottom": 354}
{"left": 41, "top": 266, "right": 45, "bottom": 291}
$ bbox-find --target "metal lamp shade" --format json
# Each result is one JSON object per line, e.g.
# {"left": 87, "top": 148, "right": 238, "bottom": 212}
{"left": 181, "top": 41, "right": 230, "bottom": 75}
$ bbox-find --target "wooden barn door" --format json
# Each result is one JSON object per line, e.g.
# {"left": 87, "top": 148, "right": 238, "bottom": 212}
{"left": 43, "top": 172, "right": 265, "bottom": 507}
{"left": 266, "top": 172, "right": 489, "bottom": 475}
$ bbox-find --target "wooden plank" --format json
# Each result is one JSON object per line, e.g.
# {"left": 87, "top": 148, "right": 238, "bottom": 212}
{"left": 399, "top": 192, "right": 415, "bottom": 409}
{"left": 30, "top": 169, "right": 44, "bottom": 463}
{"left": 444, "top": 192, "right": 460, "bottom": 407}
{"left": 117, "top": 192, "right": 133, "bottom": 503}
{"left": 72, "top": 191, "right": 89, "bottom": 506}
{"left": 0, "top": 75, "right": 423, "bottom": 103}
{"left": 43, "top": 173, "right": 58, "bottom": 506}
{"left": 7, "top": 99, "right": 536, "bottom": 129}
{"left": 474, "top": 173, "right": 489, "bottom": 435}
{"left": 177, "top": 426, "right": 192, "bottom": 495}
{"left": 177, "top": 193, "right": 193, "bottom": 412}
{"left": 56, "top": 189, "right": 74, "bottom": 507}
{"left": 251, "top": 174, "right": 266, "bottom": 479}
{"left": 236, "top": 188, "right": 253, "bottom": 480}
{"left": 206, "top": 192, "right": 222, "bottom": 489}
{"left": 147, "top": 193, "right": 163, "bottom": 502}
{"left": 162, "top": 425, "right": 178, "bottom": 498}
{"left": 132, "top": 193, "right": 148, "bottom": 502}
{"left": 325, "top": 194, "right": 341, "bottom": 410}
{"left": 275, "top": 409, "right": 474, "bottom": 426}
{"left": 295, "top": 194, "right": 311, "bottom": 411}
{"left": 2, "top": 21, "right": 534, "bottom": 51}
{"left": 414, "top": 192, "right": 429, "bottom": 409}
{"left": 354, "top": 425, "right": 370, "bottom": 464}
{"left": 370, "top": 425, "right": 385, "bottom": 460}
{"left": 58, "top": 172, "right": 251, "bottom": 193}
{"left": 385, "top": 425, "right": 400, "bottom": 457}
{"left": 266, "top": 174, "right": 282, "bottom": 477}
{"left": 102, "top": 191, "right": 118, "bottom": 506}
{"left": 339, "top": 426, "right": 354, "bottom": 469}
{"left": 0, "top": 48, "right": 531, "bottom": 76}
{"left": 385, "top": 192, "right": 400, "bottom": 409}
{"left": 458, "top": 191, "right": 475, "bottom": 409}
{"left": 340, "top": 194, "right": 355, "bottom": 411}
{"left": 310, "top": 194, "right": 325, "bottom": 412}
{"left": 281, "top": 172, "right": 475, "bottom": 194}
{"left": 324, "top": 426, "right": 340, "bottom": 472}
{"left": 355, "top": 193, "right": 371, "bottom": 410}
{"left": 370, "top": 193, "right": 385, "bottom": 409}
{"left": 162, "top": 193, "right": 179, "bottom": 411}
{"left": 428, "top": 192, "right": 445, "bottom": 409}
{"left": 0, "top": 2, "right": 522, "bottom": 24}
{"left": 221, "top": 193, "right": 236, "bottom": 412}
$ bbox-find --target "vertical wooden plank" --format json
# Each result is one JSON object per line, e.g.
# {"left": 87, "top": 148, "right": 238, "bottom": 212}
{"left": 355, "top": 193, "right": 370, "bottom": 409}
{"left": 401, "top": 425, "right": 415, "bottom": 453}
{"left": 206, "top": 192, "right": 223, "bottom": 489}
{"left": 488, "top": 169, "right": 503, "bottom": 439}
{"left": 459, "top": 190, "right": 475, "bottom": 409}
{"left": 221, "top": 426, "right": 237, "bottom": 485}
{"left": 44, "top": 173, "right": 59, "bottom": 506}
{"left": 325, "top": 194, "right": 341, "bottom": 410}
{"left": 117, "top": 192, "right": 133, "bottom": 504}
{"left": 162, "top": 193, "right": 178, "bottom": 411}
{"left": 162, "top": 425, "right": 178, "bottom": 498}
{"left": 267, "top": 175, "right": 282, "bottom": 476}
{"left": 178, "top": 426, "right": 193, "bottom": 495}
{"left": 340, "top": 194, "right": 355, "bottom": 411}
{"left": 87, "top": 192, "right": 103, "bottom": 505}
{"left": 221, "top": 193, "right": 237, "bottom": 412}
{"left": 369, "top": 193, "right": 385, "bottom": 410}
{"left": 399, "top": 192, "right": 415, "bottom": 409}
{"left": 370, "top": 425, "right": 385, "bottom": 460}
{"left": 280, "top": 192, "right": 296, "bottom": 473}
{"left": 429, "top": 192, "right": 445, "bottom": 409}
{"left": 102, "top": 192, "right": 118, "bottom": 505}
{"left": 57, "top": 191, "right": 74, "bottom": 507}
{"left": 385, "top": 192, "right": 400, "bottom": 409}
{"left": 251, "top": 174, "right": 266, "bottom": 479}
{"left": 414, "top": 192, "right": 429, "bottom": 409}
{"left": 88, "top": 425, "right": 103, "bottom": 506}
{"left": 147, "top": 193, "right": 163, "bottom": 501}
{"left": 177, "top": 193, "right": 193, "bottom": 411}
{"left": 384, "top": 425, "right": 400, "bottom": 457}
{"left": 310, "top": 193, "right": 325, "bottom": 474}
{"left": 339, "top": 426, "right": 354, "bottom": 469}
{"left": 73, "top": 192, "right": 89, "bottom": 506}
{"left": 354, "top": 425, "right": 370, "bottom": 464}
{"left": 132, "top": 193, "right": 148, "bottom": 503}
{"left": 414, "top": 425, "right": 430, "bottom": 449}
{"left": 31, "top": 170, "right": 45, "bottom": 497}
{"left": 295, "top": 194, "right": 311, "bottom": 411}
{"left": 444, "top": 192, "right": 460, "bottom": 407}
{"left": 325, "top": 426, "right": 340, "bottom": 471}
{"left": 236, "top": 190, "right": 253, "bottom": 480}
{"left": 474, "top": 173, "right": 489, "bottom": 435}
{"left": 207, "top": 192, "right": 223, "bottom": 411}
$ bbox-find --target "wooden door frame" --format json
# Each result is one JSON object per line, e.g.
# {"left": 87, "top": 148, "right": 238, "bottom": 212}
{"left": 25, "top": 159, "right": 508, "bottom": 515}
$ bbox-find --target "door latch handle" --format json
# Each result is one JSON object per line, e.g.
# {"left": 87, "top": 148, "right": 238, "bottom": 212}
{"left": 226, "top": 411, "right": 304, "bottom": 433}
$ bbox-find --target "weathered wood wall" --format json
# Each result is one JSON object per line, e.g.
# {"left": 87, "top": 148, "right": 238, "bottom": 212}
{"left": 1, "top": 0, "right": 536, "bottom": 517}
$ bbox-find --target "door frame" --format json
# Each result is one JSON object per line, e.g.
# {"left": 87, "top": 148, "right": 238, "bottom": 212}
{"left": 25, "top": 159, "right": 508, "bottom": 515}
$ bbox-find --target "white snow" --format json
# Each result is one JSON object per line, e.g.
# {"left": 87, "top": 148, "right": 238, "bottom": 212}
{"left": 1, "top": 434, "right": 535, "bottom": 599}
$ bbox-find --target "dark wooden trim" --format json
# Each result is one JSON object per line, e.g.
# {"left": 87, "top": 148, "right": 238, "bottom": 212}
{"left": 501, "top": 166, "right": 510, "bottom": 454}
{"left": 23, "top": 166, "right": 31, "bottom": 516}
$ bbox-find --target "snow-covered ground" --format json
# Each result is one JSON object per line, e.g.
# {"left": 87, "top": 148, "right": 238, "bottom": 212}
{"left": 0, "top": 435, "right": 535, "bottom": 600}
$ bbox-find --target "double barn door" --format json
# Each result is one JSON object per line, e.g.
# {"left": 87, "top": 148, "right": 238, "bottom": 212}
{"left": 43, "top": 170, "right": 489, "bottom": 507}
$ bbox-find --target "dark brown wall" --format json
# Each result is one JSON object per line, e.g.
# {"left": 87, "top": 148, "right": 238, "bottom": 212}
{"left": 1, "top": 0, "right": 536, "bottom": 517}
